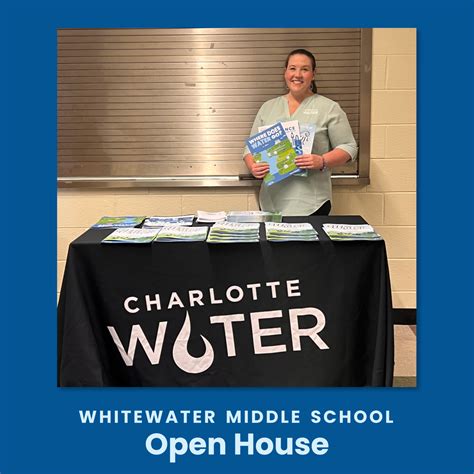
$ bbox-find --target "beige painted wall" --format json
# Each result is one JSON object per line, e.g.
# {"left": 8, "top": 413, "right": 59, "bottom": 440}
{"left": 57, "top": 28, "right": 417, "bottom": 308}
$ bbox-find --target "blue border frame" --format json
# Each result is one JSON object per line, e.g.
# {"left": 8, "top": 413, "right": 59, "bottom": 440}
{"left": 2, "top": 1, "right": 473, "bottom": 473}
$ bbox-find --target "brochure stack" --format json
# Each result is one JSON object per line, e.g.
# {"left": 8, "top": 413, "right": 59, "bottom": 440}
{"left": 154, "top": 225, "right": 209, "bottom": 242}
{"left": 322, "top": 224, "right": 382, "bottom": 241}
{"left": 265, "top": 222, "right": 319, "bottom": 242}
{"left": 207, "top": 222, "right": 260, "bottom": 243}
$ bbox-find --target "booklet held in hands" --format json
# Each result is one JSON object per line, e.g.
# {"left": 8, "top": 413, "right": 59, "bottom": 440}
{"left": 246, "top": 122, "right": 304, "bottom": 186}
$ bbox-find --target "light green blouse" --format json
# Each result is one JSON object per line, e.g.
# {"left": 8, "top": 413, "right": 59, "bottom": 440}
{"left": 244, "top": 94, "right": 358, "bottom": 216}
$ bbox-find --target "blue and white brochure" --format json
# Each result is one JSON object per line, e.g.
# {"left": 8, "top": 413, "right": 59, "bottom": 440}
{"left": 142, "top": 215, "right": 195, "bottom": 228}
{"left": 246, "top": 122, "right": 303, "bottom": 186}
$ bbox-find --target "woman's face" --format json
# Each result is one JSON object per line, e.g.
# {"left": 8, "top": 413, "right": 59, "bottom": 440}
{"left": 284, "top": 54, "right": 315, "bottom": 96}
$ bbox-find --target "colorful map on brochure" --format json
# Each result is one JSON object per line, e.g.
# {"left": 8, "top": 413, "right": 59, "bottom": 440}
{"left": 92, "top": 216, "right": 146, "bottom": 228}
{"left": 258, "top": 120, "right": 307, "bottom": 178}
{"left": 246, "top": 122, "right": 301, "bottom": 186}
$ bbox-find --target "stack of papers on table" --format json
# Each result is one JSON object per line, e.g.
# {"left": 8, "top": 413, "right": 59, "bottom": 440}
{"left": 92, "top": 216, "right": 146, "bottom": 228}
{"left": 155, "top": 225, "right": 208, "bottom": 242}
{"left": 101, "top": 228, "right": 159, "bottom": 244}
{"left": 142, "top": 215, "right": 194, "bottom": 228}
{"left": 207, "top": 222, "right": 260, "bottom": 243}
{"left": 226, "top": 210, "right": 282, "bottom": 223}
{"left": 265, "top": 222, "right": 319, "bottom": 242}
{"left": 196, "top": 210, "right": 227, "bottom": 223}
{"left": 322, "top": 223, "right": 382, "bottom": 241}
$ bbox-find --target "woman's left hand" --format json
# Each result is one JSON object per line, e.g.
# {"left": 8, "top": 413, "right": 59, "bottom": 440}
{"left": 295, "top": 154, "right": 324, "bottom": 170}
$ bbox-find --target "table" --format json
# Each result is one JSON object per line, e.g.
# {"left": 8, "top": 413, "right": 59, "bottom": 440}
{"left": 58, "top": 216, "right": 394, "bottom": 387}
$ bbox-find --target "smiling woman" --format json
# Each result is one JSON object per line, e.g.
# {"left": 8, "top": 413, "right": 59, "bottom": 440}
{"left": 243, "top": 49, "right": 358, "bottom": 216}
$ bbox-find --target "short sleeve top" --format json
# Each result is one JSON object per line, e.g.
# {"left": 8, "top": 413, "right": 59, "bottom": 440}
{"left": 244, "top": 94, "right": 358, "bottom": 216}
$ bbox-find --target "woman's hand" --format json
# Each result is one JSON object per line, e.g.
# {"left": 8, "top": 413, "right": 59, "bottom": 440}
{"left": 295, "top": 154, "right": 325, "bottom": 170}
{"left": 250, "top": 161, "right": 270, "bottom": 179}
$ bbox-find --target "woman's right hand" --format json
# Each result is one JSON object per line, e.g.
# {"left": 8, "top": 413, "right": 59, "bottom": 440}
{"left": 250, "top": 161, "right": 270, "bottom": 179}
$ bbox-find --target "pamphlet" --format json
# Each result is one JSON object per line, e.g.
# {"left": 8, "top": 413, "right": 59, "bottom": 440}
{"left": 258, "top": 120, "right": 307, "bottom": 179}
{"left": 196, "top": 210, "right": 227, "bottom": 223}
{"left": 246, "top": 122, "right": 302, "bottom": 186}
{"left": 265, "top": 222, "right": 319, "bottom": 242}
{"left": 101, "top": 228, "right": 159, "bottom": 244}
{"left": 299, "top": 122, "right": 317, "bottom": 154}
{"left": 207, "top": 222, "right": 260, "bottom": 243}
{"left": 155, "top": 225, "right": 208, "bottom": 242}
{"left": 226, "top": 210, "right": 282, "bottom": 223}
{"left": 142, "top": 215, "right": 195, "bottom": 228}
{"left": 322, "top": 223, "right": 383, "bottom": 241}
{"left": 92, "top": 216, "right": 146, "bottom": 229}
{"left": 258, "top": 120, "right": 303, "bottom": 155}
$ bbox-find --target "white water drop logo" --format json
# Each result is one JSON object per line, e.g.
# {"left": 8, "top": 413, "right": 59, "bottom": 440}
{"left": 172, "top": 311, "right": 214, "bottom": 373}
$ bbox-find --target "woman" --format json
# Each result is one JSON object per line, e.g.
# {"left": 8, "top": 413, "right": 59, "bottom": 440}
{"left": 243, "top": 49, "right": 358, "bottom": 216}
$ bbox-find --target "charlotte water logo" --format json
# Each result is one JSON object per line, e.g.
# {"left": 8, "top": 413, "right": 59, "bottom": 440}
{"left": 107, "top": 306, "right": 329, "bottom": 374}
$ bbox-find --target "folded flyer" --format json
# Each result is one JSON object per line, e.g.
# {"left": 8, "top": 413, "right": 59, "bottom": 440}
{"left": 258, "top": 120, "right": 303, "bottom": 156}
{"left": 155, "top": 225, "right": 208, "bottom": 242}
{"left": 92, "top": 216, "right": 146, "bottom": 229}
{"left": 226, "top": 210, "right": 282, "bottom": 223}
{"left": 101, "top": 228, "right": 159, "bottom": 244}
{"left": 196, "top": 210, "right": 227, "bottom": 223}
{"left": 265, "top": 222, "right": 319, "bottom": 242}
{"left": 142, "top": 215, "right": 195, "bottom": 228}
{"left": 322, "top": 223, "right": 382, "bottom": 241}
{"left": 207, "top": 222, "right": 260, "bottom": 243}
{"left": 259, "top": 120, "right": 316, "bottom": 178}
{"left": 246, "top": 122, "right": 303, "bottom": 186}
{"left": 299, "top": 122, "right": 317, "bottom": 154}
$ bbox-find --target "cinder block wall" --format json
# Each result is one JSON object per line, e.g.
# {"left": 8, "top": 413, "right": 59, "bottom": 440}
{"left": 57, "top": 28, "right": 417, "bottom": 308}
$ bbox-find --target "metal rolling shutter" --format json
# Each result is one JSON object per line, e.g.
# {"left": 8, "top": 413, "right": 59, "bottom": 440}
{"left": 57, "top": 28, "right": 371, "bottom": 187}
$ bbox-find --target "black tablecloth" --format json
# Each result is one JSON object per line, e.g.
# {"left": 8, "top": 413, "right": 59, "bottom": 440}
{"left": 58, "top": 216, "right": 393, "bottom": 387}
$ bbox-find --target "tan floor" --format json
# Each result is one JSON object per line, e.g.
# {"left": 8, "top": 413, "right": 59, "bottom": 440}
{"left": 393, "top": 324, "right": 417, "bottom": 386}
